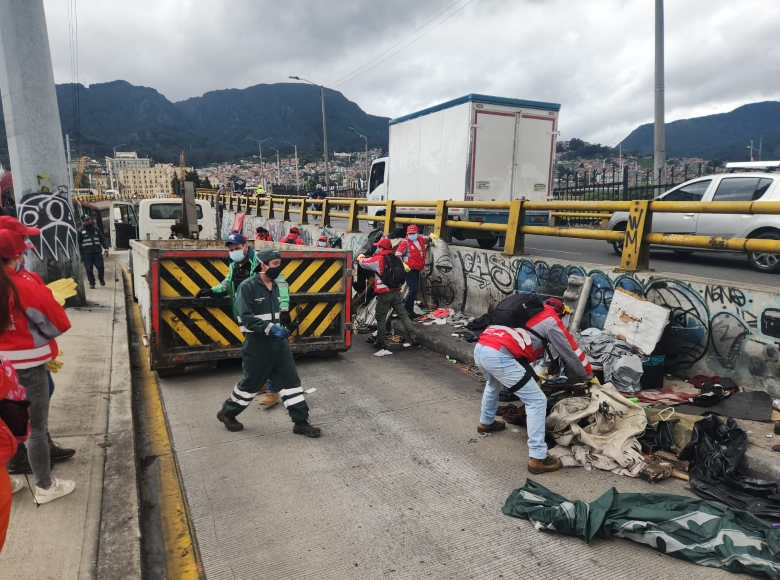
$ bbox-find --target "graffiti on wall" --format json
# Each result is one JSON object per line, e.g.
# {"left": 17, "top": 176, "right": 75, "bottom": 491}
{"left": 419, "top": 239, "right": 780, "bottom": 381}
{"left": 18, "top": 190, "right": 79, "bottom": 260}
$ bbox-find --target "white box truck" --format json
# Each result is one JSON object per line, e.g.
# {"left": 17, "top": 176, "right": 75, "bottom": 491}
{"left": 366, "top": 94, "right": 559, "bottom": 248}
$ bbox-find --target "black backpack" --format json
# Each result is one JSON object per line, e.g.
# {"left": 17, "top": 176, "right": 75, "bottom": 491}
{"left": 380, "top": 254, "right": 406, "bottom": 288}
{"left": 491, "top": 292, "right": 545, "bottom": 328}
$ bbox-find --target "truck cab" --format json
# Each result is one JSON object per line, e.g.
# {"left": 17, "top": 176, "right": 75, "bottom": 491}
{"left": 367, "top": 158, "right": 389, "bottom": 209}
{"left": 137, "top": 198, "right": 215, "bottom": 240}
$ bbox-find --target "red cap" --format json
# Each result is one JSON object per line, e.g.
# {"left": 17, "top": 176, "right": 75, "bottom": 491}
{"left": 373, "top": 238, "right": 392, "bottom": 250}
{"left": 406, "top": 224, "right": 418, "bottom": 234}
{"left": 545, "top": 297, "right": 564, "bottom": 314}
{"left": 289, "top": 226, "right": 300, "bottom": 235}
{"left": 0, "top": 215, "right": 40, "bottom": 236}
{"left": 0, "top": 229, "right": 34, "bottom": 259}
{"left": 318, "top": 235, "right": 328, "bottom": 242}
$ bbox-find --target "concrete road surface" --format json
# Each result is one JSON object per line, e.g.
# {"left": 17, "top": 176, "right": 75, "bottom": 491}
{"left": 157, "top": 340, "right": 749, "bottom": 580}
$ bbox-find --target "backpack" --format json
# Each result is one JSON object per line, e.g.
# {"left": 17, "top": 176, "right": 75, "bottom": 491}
{"left": 380, "top": 254, "right": 406, "bottom": 288}
{"left": 491, "top": 292, "right": 545, "bottom": 329}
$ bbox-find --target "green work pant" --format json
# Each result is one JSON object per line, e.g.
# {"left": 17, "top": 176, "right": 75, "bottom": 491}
{"left": 221, "top": 333, "right": 309, "bottom": 423}
{"left": 375, "top": 289, "right": 416, "bottom": 342}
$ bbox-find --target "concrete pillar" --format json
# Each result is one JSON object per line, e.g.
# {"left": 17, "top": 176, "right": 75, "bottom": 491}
{"left": 0, "top": 0, "right": 85, "bottom": 303}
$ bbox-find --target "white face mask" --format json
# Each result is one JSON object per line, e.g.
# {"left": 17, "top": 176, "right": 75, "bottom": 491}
{"left": 229, "top": 249, "right": 246, "bottom": 263}
{"left": 318, "top": 241, "right": 327, "bottom": 247}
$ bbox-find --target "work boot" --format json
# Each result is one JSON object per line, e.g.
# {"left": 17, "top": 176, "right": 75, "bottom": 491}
{"left": 7, "top": 452, "right": 33, "bottom": 475}
{"left": 217, "top": 410, "right": 243, "bottom": 432}
{"left": 99, "top": 279, "right": 106, "bottom": 286}
{"left": 528, "top": 456, "right": 562, "bottom": 475}
{"left": 477, "top": 420, "right": 506, "bottom": 434}
{"left": 89, "top": 284, "right": 96, "bottom": 290}
{"left": 49, "top": 437, "right": 76, "bottom": 462}
{"left": 293, "top": 421, "right": 321, "bottom": 438}
{"left": 258, "top": 392, "right": 280, "bottom": 407}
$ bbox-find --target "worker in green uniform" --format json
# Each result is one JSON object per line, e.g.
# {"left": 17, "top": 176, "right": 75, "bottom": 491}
{"left": 196, "top": 233, "right": 291, "bottom": 406}
{"left": 216, "top": 248, "right": 321, "bottom": 437}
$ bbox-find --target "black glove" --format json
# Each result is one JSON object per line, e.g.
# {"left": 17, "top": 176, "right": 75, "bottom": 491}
{"left": 280, "top": 310, "right": 292, "bottom": 328}
{"left": 195, "top": 288, "right": 214, "bottom": 299}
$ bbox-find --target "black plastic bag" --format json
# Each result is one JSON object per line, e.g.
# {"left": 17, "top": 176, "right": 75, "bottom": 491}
{"left": 679, "top": 415, "right": 780, "bottom": 519}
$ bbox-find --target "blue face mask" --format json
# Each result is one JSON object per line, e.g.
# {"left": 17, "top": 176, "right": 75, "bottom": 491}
{"left": 408, "top": 234, "right": 418, "bottom": 242}
{"left": 229, "top": 249, "right": 246, "bottom": 263}
{"left": 318, "top": 241, "right": 327, "bottom": 247}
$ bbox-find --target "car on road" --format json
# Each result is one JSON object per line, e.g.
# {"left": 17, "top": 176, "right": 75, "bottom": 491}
{"left": 606, "top": 162, "right": 780, "bottom": 273}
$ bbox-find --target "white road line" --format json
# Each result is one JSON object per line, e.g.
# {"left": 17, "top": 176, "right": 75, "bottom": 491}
{"left": 526, "top": 247, "right": 582, "bottom": 255}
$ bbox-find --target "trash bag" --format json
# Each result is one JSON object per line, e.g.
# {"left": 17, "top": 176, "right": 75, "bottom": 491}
{"left": 679, "top": 414, "right": 780, "bottom": 520}
{"left": 639, "top": 418, "right": 678, "bottom": 453}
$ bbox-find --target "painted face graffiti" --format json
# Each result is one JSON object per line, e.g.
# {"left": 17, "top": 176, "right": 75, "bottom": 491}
{"left": 18, "top": 191, "right": 78, "bottom": 261}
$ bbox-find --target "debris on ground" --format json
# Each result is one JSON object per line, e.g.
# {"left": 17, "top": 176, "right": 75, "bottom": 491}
{"left": 503, "top": 479, "right": 780, "bottom": 578}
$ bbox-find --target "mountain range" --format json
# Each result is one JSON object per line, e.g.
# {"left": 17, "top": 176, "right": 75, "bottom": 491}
{"left": 620, "top": 101, "right": 780, "bottom": 161}
{"left": 1, "top": 80, "right": 778, "bottom": 169}
{"left": 0, "top": 80, "right": 390, "bottom": 169}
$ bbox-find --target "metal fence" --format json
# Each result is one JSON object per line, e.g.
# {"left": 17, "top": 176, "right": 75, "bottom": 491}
{"left": 552, "top": 163, "right": 706, "bottom": 201}
{"left": 269, "top": 184, "right": 363, "bottom": 198}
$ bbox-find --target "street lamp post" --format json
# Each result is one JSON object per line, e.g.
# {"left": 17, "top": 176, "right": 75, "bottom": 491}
{"left": 282, "top": 140, "right": 299, "bottom": 189}
{"left": 348, "top": 127, "right": 368, "bottom": 191}
{"left": 246, "top": 137, "right": 270, "bottom": 189}
{"left": 268, "top": 146, "right": 280, "bottom": 185}
{"left": 289, "top": 76, "right": 330, "bottom": 188}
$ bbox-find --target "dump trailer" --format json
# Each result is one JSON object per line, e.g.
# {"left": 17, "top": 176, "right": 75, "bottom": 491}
{"left": 130, "top": 239, "right": 352, "bottom": 372}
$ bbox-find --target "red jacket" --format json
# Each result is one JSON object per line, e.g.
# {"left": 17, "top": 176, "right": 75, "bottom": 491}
{"left": 358, "top": 249, "right": 396, "bottom": 294}
{"left": 255, "top": 232, "right": 274, "bottom": 242}
{"left": 478, "top": 305, "right": 592, "bottom": 381}
{"left": 280, "top": 234, "right": 304, "bottom": 245}
{"left": 0, "top": 267, "right": 71, "bottom": 369}
{"left": 395, "top": 236, "right": 428, "bottom": 271}
{"left": 0, "top": 358, "right": 21, "bottom": 464}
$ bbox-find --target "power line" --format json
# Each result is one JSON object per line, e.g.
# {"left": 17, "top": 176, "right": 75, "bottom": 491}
{"left": 329, "top": 0, "right": 478, "bottom": 89}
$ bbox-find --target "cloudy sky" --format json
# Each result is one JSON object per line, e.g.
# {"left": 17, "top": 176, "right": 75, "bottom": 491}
{"left": 43, "top": 0, "right": 780, "bottom": 145}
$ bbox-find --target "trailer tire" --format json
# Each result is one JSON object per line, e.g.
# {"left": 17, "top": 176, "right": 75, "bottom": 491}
{"left": 477, "top": 236, "right": 499, "bottom": 249}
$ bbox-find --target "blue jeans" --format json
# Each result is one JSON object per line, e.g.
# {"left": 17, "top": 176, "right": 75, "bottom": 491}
{"left": 473, "top": 344, "right": 549, "bottom": 460}
{"left": 83, "top": 252, "right": 105, "bottom": 286}
{"left": 266, "top": 378, "right": 277, "bottom": 393}
{"left": 403, "top": 269, "right": 420, "bottom": 313}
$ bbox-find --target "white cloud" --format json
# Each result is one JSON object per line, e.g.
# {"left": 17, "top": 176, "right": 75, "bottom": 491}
{"left": 43, "top": 0, "right": 780, "bottom": 144}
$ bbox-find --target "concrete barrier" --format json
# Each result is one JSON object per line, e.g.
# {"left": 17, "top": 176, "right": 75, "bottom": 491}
{"left": 221, "top": 211, "right": 780, "bottom": 396}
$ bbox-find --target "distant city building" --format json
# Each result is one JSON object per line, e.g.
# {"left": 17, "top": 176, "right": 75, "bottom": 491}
{"left": 106, "top": 151, "right": 189, "bottom": 195}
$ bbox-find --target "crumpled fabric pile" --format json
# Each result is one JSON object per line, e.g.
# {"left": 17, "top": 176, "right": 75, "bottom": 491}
{"left": 576, "top": 328, "right": 644, "bottom": 394}
{"left": 546, "top": 382, "right": 647, "bottom": 477}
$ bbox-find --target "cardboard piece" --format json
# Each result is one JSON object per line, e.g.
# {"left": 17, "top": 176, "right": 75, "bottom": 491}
{"left": 604, "top": 289, "right": 671, "bottom": 355}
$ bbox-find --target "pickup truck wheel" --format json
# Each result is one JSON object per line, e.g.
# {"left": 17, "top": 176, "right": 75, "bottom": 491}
{"left": 748, "top": 232, "right": 780, "bottom": 273}
{"left": 612, "top": 223, "right": 627, "bottom": 256}
{"left": 477, "top": 236, "right": 498, "bottom": 249}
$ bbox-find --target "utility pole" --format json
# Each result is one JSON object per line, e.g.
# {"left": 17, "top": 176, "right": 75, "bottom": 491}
{"left": 65, "top": 134, "right": 74, "bottom": 193}
{"left": 268, "top": 146, "right": 280, "bottom": 185}
{"left": 282, "top": 141, "right": 299, "bottom": 189}
{"left": 246, "top": 137, "right": 270, "bottom": 190}
{"left": 349, "top": 127, "right": 369, "bottom": 191}
{"left": 653, "top": 0, "right": 666, "bottom": 186}
{"left": 289, "top": 76, "right": 330, "bottom": 188}
{"left": 0, "top": 0, "right": 85, "bottom": 301}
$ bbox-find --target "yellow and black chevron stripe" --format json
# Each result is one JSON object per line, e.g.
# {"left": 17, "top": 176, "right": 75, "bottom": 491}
{"left": 156, "top": 256, "right": 346, "bottom": 347}
{"left": 158, "top": 257, "right": 243, "bottom": 348}
{"left": 282, "top": 257, "right": 345, "bottom": 340}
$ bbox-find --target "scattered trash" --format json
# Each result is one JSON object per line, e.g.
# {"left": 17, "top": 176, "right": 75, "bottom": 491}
{"left": 467, "top": 433, "right": 490, "bottom": 444}
{"left": 773, "top": 445, "right": 780, "bottom": 452}
{"left": 603, "top": 288, "right": 670, "bottom": 355}
{"left": 511, "top": 429, "right": 520, "bottom": 433}
{"left": 374, "top": 349, "right": 393, "bottom": 357}
{"left": 423, "top": 321, "right": 434, "bottom": 326}
{"left": 767, "top": 434, "right": 773, "bottom": 438}
{"left": 435, "top": 318, "right": 447, "bottom": 325}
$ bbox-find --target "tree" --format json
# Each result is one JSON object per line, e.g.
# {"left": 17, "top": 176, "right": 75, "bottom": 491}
{"left": 569, "top": 138, "right": 585, "bottom": 151}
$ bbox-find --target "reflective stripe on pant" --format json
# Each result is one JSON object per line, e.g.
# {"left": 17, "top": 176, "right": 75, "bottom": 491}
{"left": 221, "top": 334, "right": 309, "bottom": 423}
{"left": 83, "top": 252, "right": 104, "bottom": 285}
{"left": 375, "top": 290, "right": 416, "bottom": 342}
{"left": 402, "top": 269, "right": 420, "bottom": 313}
{"left": 473, "top": 343, "right": 549, "bottom": 460}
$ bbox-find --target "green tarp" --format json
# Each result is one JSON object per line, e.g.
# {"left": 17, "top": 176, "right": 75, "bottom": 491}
{"left": 503, "top": 479, "right": 780, "bottom": 578}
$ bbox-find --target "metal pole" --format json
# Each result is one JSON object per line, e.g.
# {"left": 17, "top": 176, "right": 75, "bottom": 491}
{"left": 295, "top": 145, "right": 299, "bottom": 189}
{"left": 65, "top": 134, "right": 74, "bottom": 192}
{"left": 0, "top": 0, "right": 85, "bottom": 299}
{"left": 259, "top": 140, "right": 265, "bottom": 189}
{"left": 365, "top": 138, "right": 369, "bottom": 190}
{"left": 320, "top": 85, "right": 330, "bottom": 188}
{"left": 653, "top": 0, "right": 665, "bottom": 186}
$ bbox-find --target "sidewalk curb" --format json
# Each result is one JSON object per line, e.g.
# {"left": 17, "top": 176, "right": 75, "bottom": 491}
{"left": 399, "top": 319, "right": 779, "bottom": 485}
{"left": 96, "top": 262, "right": 142, "bottom": 580}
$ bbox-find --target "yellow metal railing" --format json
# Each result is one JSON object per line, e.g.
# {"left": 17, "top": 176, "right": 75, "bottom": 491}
{"left": 72, "top": 193, "right": 171, "bottom": 202}
{"left": 194, "top": 189, "right": 780, "bottom": 272}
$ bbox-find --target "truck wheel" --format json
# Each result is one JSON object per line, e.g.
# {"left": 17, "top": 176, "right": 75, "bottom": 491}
{"left": 477, "top": 236, "right": 498, "bottom": 249}
{"left": 748, "top": 232, "right": 780, "bottom": 273}
{"left": 612, "top": 223, "right": 627, "bottom": 256}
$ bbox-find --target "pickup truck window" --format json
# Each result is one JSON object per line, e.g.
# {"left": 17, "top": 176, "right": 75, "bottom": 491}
{"left": 661, "top": 180, "right": 711, "bottom": 202}
{"left": 149, "top": 203, "right": 204, "bottom": 220}
{"left": 712, "top": 177, "right": 773, "bottom": 202}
